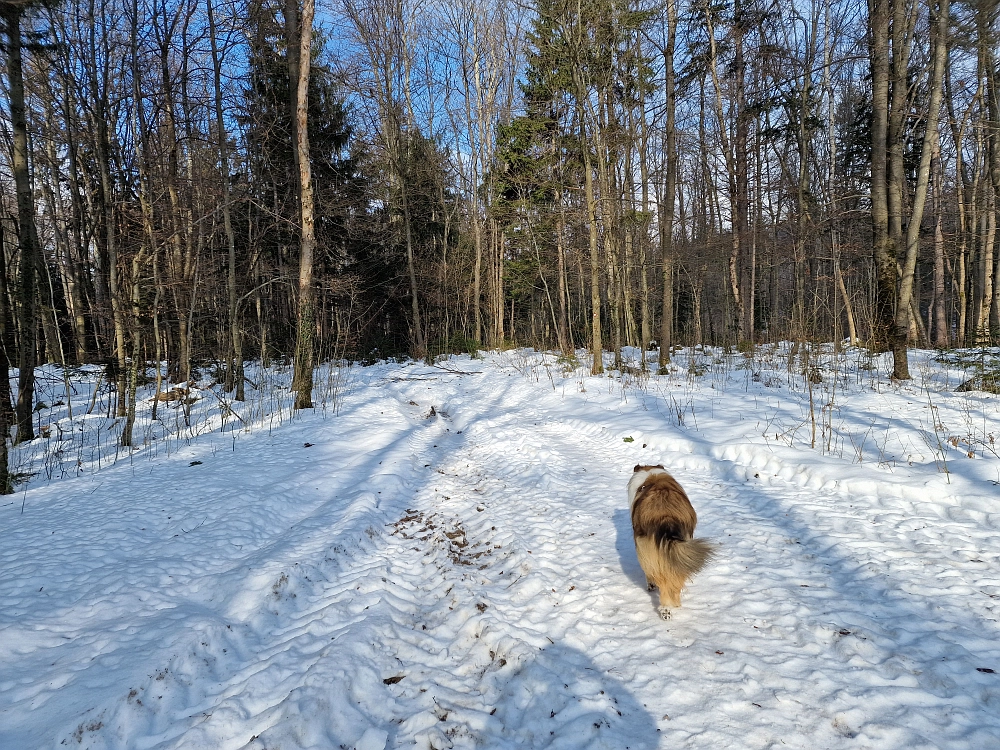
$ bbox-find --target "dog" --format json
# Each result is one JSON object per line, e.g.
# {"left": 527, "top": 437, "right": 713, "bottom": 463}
{"left": 627, "top": 464, "right": 714, "bottom": 619}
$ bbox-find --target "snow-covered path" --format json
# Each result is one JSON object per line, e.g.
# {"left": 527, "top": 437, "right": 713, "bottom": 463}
{"left": 2, "top": 351, "right": 999, "bottom": 749}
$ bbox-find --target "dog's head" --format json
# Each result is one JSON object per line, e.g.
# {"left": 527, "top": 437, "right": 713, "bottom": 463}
{"left": 633, "top": 464, "right": 665, "bottom": 473}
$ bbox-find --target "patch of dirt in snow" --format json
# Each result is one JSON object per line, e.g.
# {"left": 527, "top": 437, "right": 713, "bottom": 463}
{"left": 389, "top": 509, "right": 492, "bottom": 569}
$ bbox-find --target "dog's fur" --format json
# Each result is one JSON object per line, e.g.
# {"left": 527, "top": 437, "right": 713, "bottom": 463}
{"left": 627, "top": 464, "right": 714, "bottom": 619}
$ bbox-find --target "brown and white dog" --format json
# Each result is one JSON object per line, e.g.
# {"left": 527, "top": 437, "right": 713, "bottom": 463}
{"left": 627, "top": 464, "right": 714, "bottom": 620}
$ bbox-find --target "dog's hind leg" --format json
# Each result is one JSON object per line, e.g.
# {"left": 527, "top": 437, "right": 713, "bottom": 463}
{"left": 657, "top": 572, "right": 684, "bottom": 618}
{"left": 657, "top": 591, "right": 679, "bottom": 620}
{"left": 655, "top": 581, "right": 677, "bottom": 619}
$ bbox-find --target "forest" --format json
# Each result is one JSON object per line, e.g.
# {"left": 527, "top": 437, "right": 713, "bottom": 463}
{"left": 0, "top": 0, "right": 997, "bottom": 476}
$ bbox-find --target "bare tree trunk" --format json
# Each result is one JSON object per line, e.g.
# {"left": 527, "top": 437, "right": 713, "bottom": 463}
{"left": 595, "top": 90, "right": 622, "bottom": 367}
{"left": 400, "top": 180, "right": 426, "bottom": 357}
{"left": 54, "top": 32, "right": 90, "bottom": 364}
{"left": 153, "top": 1, "right": 191, "bottom": 382}
{"left": 946, "top": 62, "right": 972, "bottom": 346}
{"left": 979, "top": 199, "right": 997, "bottom": 338}
{"left": 5, "top": 5, "right": 38, "bottom": 444}
{"left": 555, "top": 191, "right": 571, "bottom": 355}
{"left": 85, "top": 0, "right": 127, "bottom": 409}
{"left": 492, "top": 217, "right": 505, "bottom": 346}
{"left": 151, "top": 241, "right": 164, "bottom": 421}
{"left": 0, "top": 228, "right": 14, "bottom": 492}
{"left": 574, "top": 79, "right": 603, "bottom": 375}
{"left": 693, "top": 266, "right": 706, "bottom": 344}
{"left": 985, "top": 28, "right": 1000, "bottom": 341}
{"left": 794, "top": 72, "right": 811, "bottom": 342}
{"left": 292, "top": 0, "right": 317, "bottom": 408}
{"left": 824, "top": 0, "right": 856, "bottom": 346}
{"left": 38, "top": 91, "right": 74, "bottom": 365}
{"left": 932, "top": 134, "right": 948, "bottom": 347}
{"left": 733, "top": 18, "right": 751, "bottom": 342}
{"left": 658, "top": 0, "right": 677, "bottom": 371}
{"left": 869, "top": 0, "right": 896, "bottom": 354}
{"left": 893, "top": 0, "right": 948, "bottom": 379}
{"left": 207, "top": 0, "right": 244, "bottom": 400}
{"left": 886, "top": 0, "right": 917, "bottom": 375}
{"left": 472, "top": 212, "right": 483, "bottom": 345}
{"left": 122, "top": 0, "right": 154, "bottom": 447}
{"left": 704, "top": 3, "right": 744, "bottom": 338}
{"left": 121, "top": 255, "right": 142, "bottom": 447}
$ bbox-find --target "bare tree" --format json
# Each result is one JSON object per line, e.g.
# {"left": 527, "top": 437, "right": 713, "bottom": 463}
{"left": 3, "top": 0, "right": 41, "bottom": 444}
{"left": 290, "top": 0, "right": 317, "bottom": 408}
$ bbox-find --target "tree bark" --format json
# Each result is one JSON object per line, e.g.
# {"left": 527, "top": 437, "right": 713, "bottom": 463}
{"left": 573, "top": 73, "right": 603, "bottom": 374}
{"left": 0, "top": 227, "right": 14, "bottom": 492}
{"left": 985, "top": 22, "right": 1000, "bottom": 342}
{"left": 5, "top": 5, "right": 39, "bottom": 444}
{"left": 931, "top": 134, "right": 948, "bottom": 347}
{"left": 704, "top": 3, "right": 744, "bottom": 339}
{"left": 292, "top": 0, "right": 317, "bottom": 409}
{"left": 892, "top": 0, "right": 948, "bottom": 379}
{"left": 658, "top": 0, "right": 677, "bottom": 371}
{"left": 869, "top": 0, "right": 895, "bottom": 354}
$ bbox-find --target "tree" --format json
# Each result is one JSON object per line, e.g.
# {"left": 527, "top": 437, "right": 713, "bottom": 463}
{"left": 2, "top": 0, "right": 44, "bottom": 445}
{"left": 290, "top": 0, "right": 317, "bottom": 408}
{"left": 870, "top": 0, "right": 949, "bottom": 378}
{"left": 658, "top": 0, "right": 677, "bottom": 370}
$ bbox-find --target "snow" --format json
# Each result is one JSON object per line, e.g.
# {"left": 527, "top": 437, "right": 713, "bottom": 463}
{"left": 2, "top": 345, "right": 999, "bottom": 749}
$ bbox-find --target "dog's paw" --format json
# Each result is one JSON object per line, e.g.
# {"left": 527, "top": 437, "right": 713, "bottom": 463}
{"left": 647, "top": 582, "right": 656, "bottom": 592}
{"left": 657, "top": 607, "right": 672, "bottom": 620}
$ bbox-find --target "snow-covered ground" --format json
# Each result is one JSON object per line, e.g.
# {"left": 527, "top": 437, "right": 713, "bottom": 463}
{"left": 2, "top": 345, "right": 999, "bottom": 749}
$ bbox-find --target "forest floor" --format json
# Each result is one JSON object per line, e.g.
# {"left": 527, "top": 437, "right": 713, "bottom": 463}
{"left": 2, "top": 344, "right": 1000, "bottom": 749}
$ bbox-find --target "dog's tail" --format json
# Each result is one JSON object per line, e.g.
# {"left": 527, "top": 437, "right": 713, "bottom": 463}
{"left": 660, "top": 536, "right": 715, "bottom": 577}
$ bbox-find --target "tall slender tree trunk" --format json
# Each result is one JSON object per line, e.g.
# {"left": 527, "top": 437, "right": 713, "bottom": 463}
{"left": 0, "top": 228, "right": 14, "bottom": 492}
{"left": 869, "top": 0, "right": 895, "bottom": 353}
{"left": 122, "top": 0, "right": 154, "bottom": 447}
{"left": 207, "top": 0, "right": 244, "bottom": 400}
{"left": 946, "top": 64, "right": 972, "bottom": 346}
{"left": 472, "top": 209, "right": 483, "bottom": 345}
{"left": 892, "top": 0, "right": 948, "bottom": 379}
{"left": 292, "top": 0, "right": 317, "bottom": 408}
{"left": 5, "top": 5, "right": 38, "bottom": 444}
{"left": 886, "top": 0, "right": 916, "bottom": 373}
{"left": 824, "top": 0, "right": 857, "bottom": 346}
{"left": 733, "top": 16, "right": 751, "bottom": 342}
{"left": 86, "top": 0, "right": 127, "bottom": 413}
{"left": 658, "top": 0, "right": 677, "bottom": 371}
{"left": 400, "top": 180, "right": 426, "bottom": 358}
{"left": 932, "top": 135, "right": 948, "bottom": 347}
{"left": 704, "top": 3, "right": 743, "bottom": 338}
{"left": 637, "top": 109, "right": 652, "bottom": 358}
{"left": 57, "top": 42, "right": 91, "bottom": 364}
{"left": 794, "top": 68, "right": 811, "bottom": 342}
{"left": 497, "top": 220, "right": 506, "bottom": 345}
{"left": 985, "top": 33, "right": 1000, "bottom": 341}
{"left": 555, "top": 190, "right": 571, "bottom": 355}
{"left": 574, "top": 80, "right": 603, "bottom": 374}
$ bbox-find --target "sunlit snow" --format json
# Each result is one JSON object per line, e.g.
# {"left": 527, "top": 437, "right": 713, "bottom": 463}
{"left": 2, "top": 345, "right": 999, "bottom": 748}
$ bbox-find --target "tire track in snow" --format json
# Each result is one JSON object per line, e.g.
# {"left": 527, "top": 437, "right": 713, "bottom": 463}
{"left": 41, "top": 377, "right": 476, "bottom": 750}
{"left": 317, "top": 374, "right": 659, "bottom": 749}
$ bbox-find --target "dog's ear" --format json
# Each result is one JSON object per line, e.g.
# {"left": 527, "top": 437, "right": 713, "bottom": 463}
{"left": 633, "top": 464, "right": 643, "bottom": 473}
{"left": 655, "top": 464, "right": 665, "bottom": 469}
